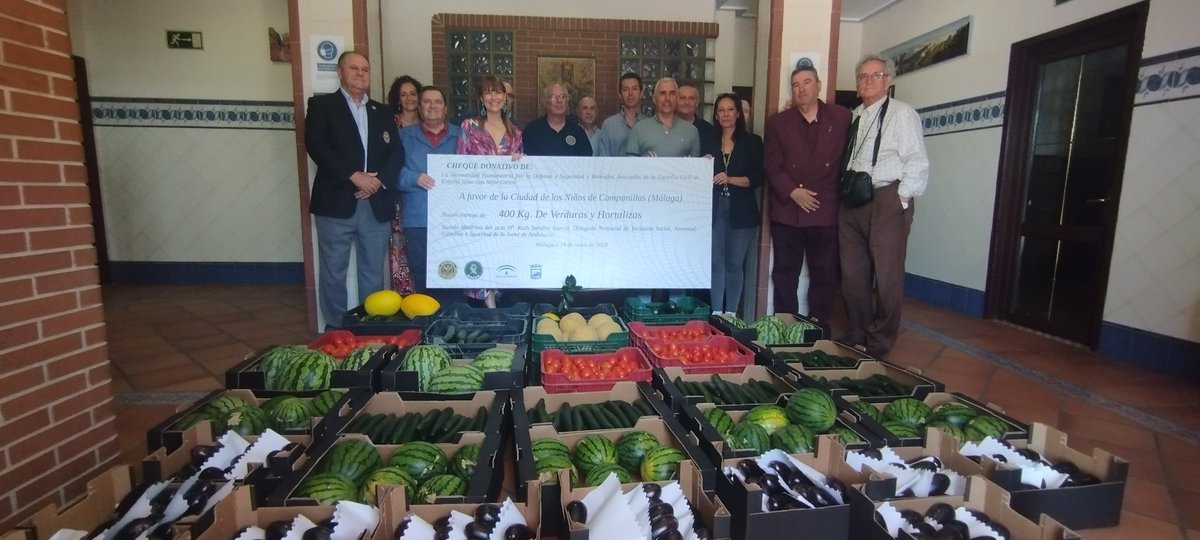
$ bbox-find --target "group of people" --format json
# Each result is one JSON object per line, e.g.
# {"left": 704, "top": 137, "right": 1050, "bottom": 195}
{"left": 305, "top": 50, "right": 928, "bottom": 359}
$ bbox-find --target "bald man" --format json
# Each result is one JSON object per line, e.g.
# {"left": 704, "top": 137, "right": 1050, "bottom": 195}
{"left": 523, "top": 83, "right": 592, "bottom": 156}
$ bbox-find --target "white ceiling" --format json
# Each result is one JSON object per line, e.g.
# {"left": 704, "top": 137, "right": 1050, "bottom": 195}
{"left": 716, "top": 0, "right": 902, "bottom": 22}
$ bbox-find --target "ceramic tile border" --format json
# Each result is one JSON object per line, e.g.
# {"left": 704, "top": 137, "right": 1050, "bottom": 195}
{"left": 91, "top": 97, "right": 297, "bottom": 130}
{"left": 1135, "top": 46, "right": 1200, "bottom": 106}
{"left": 916, "top": 91, "right": 1006, "bottom": 137}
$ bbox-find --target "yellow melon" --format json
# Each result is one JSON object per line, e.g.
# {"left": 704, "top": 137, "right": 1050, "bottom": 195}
{"left": 364, "top": 290, "right": 403, "bottom": 316}
{"left": 399, "top": 293, "right": 440, "bottom": 319}
{"left": 558, "top": 312, "right": 586, "bottom": 334}
{"left": 568, "top": 325, "right": 600, "bottom": 342}
{"left": 535, "top": 318, "right": 561, "bottom": 334}
{"left": 587, "top": 313, "right": 614, "bottom": 329}
{"left": 595, "top": 321, "right": 623, "bottom": 340}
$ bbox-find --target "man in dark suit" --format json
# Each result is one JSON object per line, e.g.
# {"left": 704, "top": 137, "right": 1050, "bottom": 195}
{"left": 305, "top": 51, "right": 405, "bottom": 329}
{"left": 764, "top": 66, "right": 851, "bottom": 323}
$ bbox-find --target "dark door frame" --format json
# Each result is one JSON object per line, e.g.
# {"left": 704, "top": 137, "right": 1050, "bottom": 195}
{"left": 983, "top": 1, "right": 1148, "bottom": 348}
{"left": 73, "top": 56, "right": 110, "bottom": 283}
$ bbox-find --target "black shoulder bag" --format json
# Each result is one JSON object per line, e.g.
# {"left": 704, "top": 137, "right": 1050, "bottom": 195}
{"left": 839, "top": 98, "right": 889, "bottom": 208}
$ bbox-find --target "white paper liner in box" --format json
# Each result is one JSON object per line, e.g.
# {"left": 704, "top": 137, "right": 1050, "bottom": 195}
{"left": 396, "top": 514, "right": 434, "bottom": 540}
{"left": 953, "top": 507, "right": 1005, "bottom": 538}
{"left": 280, "top": 515, "right": 319, "bottom": 540}
{"left": 764, "top": 449, "right": 845, "bottom": 505}
{"left": 201, "top": 480, "right": 236, "bottom": 515}
{"left": 331, "top": 500, "right": 380, "bottom": 540}
{"left": 485, "top": 498, "right": 527, "bottom": 540}
{"left": 626, "top": 484, "right": 652, "bottom": 529}
{"left": 95, "top": 481, "right": 171, "bottom": 540}
{"left": 47, "top": 529, "right": 87, "bottom": 540}
{"left": 446, "top": 510, "right": 473, "bottom": 540}
{"left": 846, "top": 447, "right": 905, "bottom": 473}
{"left": 203, "top": 431, "right": 252, "bottom": 473}
{"left": 579, "top": 474, "right": 635, "bottom": 540}
{"left": 158, "top": 473, "right": 202, "bottom": 523}
{"left": 228, "top": 429, "right": 290, "bottom": 479}
{"left": 873, "top": 502, "right": 906, "bottom": 538}
{"left": 231, "top": 525, "right": 266, "bottom": 540}
{"left": 961, "top": 437, "right": 1069, "bottom": 489}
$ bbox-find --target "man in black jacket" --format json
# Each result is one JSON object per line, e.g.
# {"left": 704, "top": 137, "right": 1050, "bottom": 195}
{"left": 305, "top": 51, "right": 405, "bottom": 329}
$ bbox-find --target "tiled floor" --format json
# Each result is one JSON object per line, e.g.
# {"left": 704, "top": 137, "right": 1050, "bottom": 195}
{"left": 104, "top": 284, "right": 1200, "bottom": 539}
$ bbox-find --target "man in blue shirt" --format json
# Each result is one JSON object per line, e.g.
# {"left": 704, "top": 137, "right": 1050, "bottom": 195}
{"left": 398, "top": 85, "right": 462, "bottom": 291}
{"left": 594, "top": 72, "right": 646, "bottom": 156}
{"left": 523, "top": 83, "right": 592, "bottom": 156}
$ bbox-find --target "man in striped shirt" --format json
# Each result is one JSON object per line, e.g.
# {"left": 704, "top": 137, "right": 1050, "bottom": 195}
{"left": 839, "top": 54, "right": 930, "bottom": 360}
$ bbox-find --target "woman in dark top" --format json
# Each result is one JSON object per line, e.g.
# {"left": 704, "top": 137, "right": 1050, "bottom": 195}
{"left": 710, "top": 93, "right": 765, "bottom": 317}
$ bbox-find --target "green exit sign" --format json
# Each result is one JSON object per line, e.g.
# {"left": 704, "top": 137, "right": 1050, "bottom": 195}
{"left": 166, "top": 31, "right": 203, "bottom": 50}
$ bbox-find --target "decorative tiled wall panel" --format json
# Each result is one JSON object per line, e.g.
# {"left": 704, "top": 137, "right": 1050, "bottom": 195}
{"left": 92, "top": 97, "right": 295, "bottom": 130}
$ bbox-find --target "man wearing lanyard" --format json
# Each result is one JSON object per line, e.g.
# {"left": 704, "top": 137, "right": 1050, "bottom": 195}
{"left": 305, "top": 51, "right": 405, "bottom": 329}
{"left": 839, "top": 54, "right": 930, "bottom": 359}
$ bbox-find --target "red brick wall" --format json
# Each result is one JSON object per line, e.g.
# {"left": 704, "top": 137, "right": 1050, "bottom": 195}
{"left": 431, "top": 14, "right": 719, "bottom": 118}
{"left": 0, "top": 0, "right": 118, "bottom": 530}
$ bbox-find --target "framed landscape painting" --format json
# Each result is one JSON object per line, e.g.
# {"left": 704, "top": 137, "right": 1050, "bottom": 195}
{"left": 882, "top": 16, "right": 971, "bottom": 76}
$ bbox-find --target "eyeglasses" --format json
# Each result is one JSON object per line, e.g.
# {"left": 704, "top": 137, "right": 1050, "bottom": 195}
{"left": 547, "top": 95, "right": 568, "bottom": 102}
{"left": 856, "top": 71, "right": 887, "bottom": 82}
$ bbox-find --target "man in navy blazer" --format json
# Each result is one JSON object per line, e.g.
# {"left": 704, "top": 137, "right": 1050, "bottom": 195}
{"left": 305, "top": 51, "right": 405, "bottom": 329}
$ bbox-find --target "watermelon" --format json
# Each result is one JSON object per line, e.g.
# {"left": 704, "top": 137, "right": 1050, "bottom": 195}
{"left": 264, "top": 396, "right": 317, "bottom": 430}
{"left": 450, "top": 443, "right": 481, "bottom": 479}
{"left": 359, "top": 466, "right": 416, "bottom": 505}
{"left": 531, "top": 439, "right": 572, "bottom": 463}
{"left": 585, "top": 463, "right": 631, "bottom": 486}
{"left": 321, "top": 439, "right": 381, "bottom": 484}
{"left": 267, "top": 349, "right": 337, "bottom": 391}
{"left": 720, "top": 313, "right": 750, "bottom": 329}
{"left": 573, "top": 435, "right": 618, "bottom": 473}
{"left": 413, "top": 474, "right": 467, "bottom": 504}
{"left": 826, "top": 425, "right": 863, "bottom": 445}
{"left": 752, "top": 316, "right": 785, "bottom": 345}
{"left": 927, "top": 420, "right": 966, "bottom": 441}
{"left": 929, "top": 402, "right": 977, "bottom": 427}
{"left": 640, "top": 446, "right": 685, "bottom": 481}
{"left": 222, "top": 406, "right": 268, "bottom": 437}
{"left": 471, "top": 348, "right": 514, "bottom": 372}
{"left": 536, "top": 455, "right": 578, "bottom": 487}
{"left": 426, "top": 365, "right": 484, "bottom": 393}
{"left": 881, "top": 420, "right": 922, "bottom": 438}
{"left": 343, "top": 346, "right": 378, "bottom": 370}
{"left": 615, "top": 431, "right": 661, "bottom": 472}
{"left": 298, "top": 472, "right": 359, "bottom": 504}
{"left": 401, "top": 345, "right": 453, "bottom": 390}
{"left": 965, "top": 415, "right": 1009, "bottom": 442}
{"left": 785, "top": 389, "right": 837, "bottom": 432}
{"left": 727, "top": 422, "right": 771, "bottom": 454}
{"left": 849, "top": 400, "right": 884, "bottom": 422}
{"left": 205, "top": 395, "right": 250, "bottom": 419}
{"left": 884, "top": 398, "right": 931, "bottom": 428}
{"left": 260, "top": 345, "right": 310, "bottom": 386}
{"left": 703, "top": 407, "right": 735, "bottom": 438}
{"left": 389, "top": 441, "right": 448, "bottom": 483}
{"left": 782, "top": 323, "right": 812, "bottom": 344}
{"left": 771, "top": 424, "right": 815, "bottom": 454}
{"left": 743, "top": 404, "right": 790, "bottom": 435}
{"left": 310, "top": 389, "right": 343, "bottom": 416}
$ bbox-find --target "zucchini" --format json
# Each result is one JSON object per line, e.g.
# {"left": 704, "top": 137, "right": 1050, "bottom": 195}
{"left": 396, "top": 412, "right": 419, "bottom": 443}
{"left": 416, "top": 408, "right": 443, "bottom": 434}
{"left": 559, "top": 403, "right": 573, "bottom": 431}
{"left": 472, "top": 406, "right": 488, "bottom": 431}
{"left": 385, "top": 413, "right": 408, "bottom": 444}
{"left": 427, "top": 407, "right": 456, "bottom": 441}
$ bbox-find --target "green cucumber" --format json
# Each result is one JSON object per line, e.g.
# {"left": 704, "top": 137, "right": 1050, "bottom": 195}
{"left": 472, "top": 406, "right": 487, "bottom": 431}
{"left": 416, "top": 408, "right": 442, "bottom": 433}
{"left": 559, "top": 403, "right": 573, "bottom": 431}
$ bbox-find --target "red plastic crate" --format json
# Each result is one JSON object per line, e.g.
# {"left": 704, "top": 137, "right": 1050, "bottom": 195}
{"left": 307, "top": 329, "right": 422, "bottom": 359}
{"left": 627, "top": 320, "right": 721, "bottom": 350}
{"left": 540, "top": 347, "right": 653, "bottom": 393}
{"left": 643, "top": 335, "right": 755, "bottom": 374}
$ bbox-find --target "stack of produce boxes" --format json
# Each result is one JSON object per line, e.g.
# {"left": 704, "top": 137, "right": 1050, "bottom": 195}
{"left": 528, "top": 303, "right": 631, "bottom": 385}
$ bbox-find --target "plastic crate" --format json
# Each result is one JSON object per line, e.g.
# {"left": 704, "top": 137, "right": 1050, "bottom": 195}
{"left": 436, "top": 302, "right": 531, "bottom": 321}
{"left": 528, "top": 308, "right": 630, "bottom": 385}
{"left": 627, "top": 320, "right": 721, "bottom": 350}
{"left": 424, "top": 317, "right": 528, "bottom": 350}
{"left": 531, "top": 302, "right": 619, "bottom": 318}
{"left": 539, "top": 347, "right": 653, "bottom": 393}
{"left": 339, "top": 304, "right": 435, "bottom": 335}
{"left": 642, "top": 335, "right": 755, "bottom": 374}
{"left": 307, "top": 329, "right": 421, "bottom": 358}
{"left": 622, "top": 295, "right": 711, "bottom": 325}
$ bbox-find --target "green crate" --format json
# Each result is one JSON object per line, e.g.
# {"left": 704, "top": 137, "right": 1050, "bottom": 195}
{"left": 528, "top": 313, "right": 630, "bottom": 385}
{"left": 622, "top": 296, "right": 711, "bottom": 325}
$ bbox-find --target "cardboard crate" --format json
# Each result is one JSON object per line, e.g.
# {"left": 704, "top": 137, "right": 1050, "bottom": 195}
{"left": 141, "top": 421, "right": 311, "bottom": 507}
{"left": 839, "top": 428, "right": 984, "bottom": 501}
{"left": 379, "top": 343, "right": 528, "bottom": 391}
{"left": 848, "top": 475, "right": 1080, "bottom": 540}
{"left": 763, "top": 340, "right": 873, "bottom": 370}
{"left": 561, "top": 460, "right": 732, "bottom": 540}
{"left": 782, "top": 360, "right": 943, "bottom": 402}
{"left": 192, "top": 486, "right": 345, "bottom": 540}
{"left": 340, "top": 304, "right": 434, "bottom": 335}
{"left": 682, "top": 399, "right": 878, "bottom": 465}
{"left": 27, "top": 466, "right": 137, "bottom": 540}
{"left": 225, "top": 339, "right": 407, "bottom": 391}
{"left": 983, "top": 422, "right": 1128, "bottom": 529}
{"left": 145, "top": 388, "right": 366, "bottom": 453}
{"left": 708, "top": 313, "right": 758, "bottom": 343}
{"left": 715, "top": 435, "right": 852, "bottom": 540}
{"left": 367, "top": 482, "right": 542, "bottom": 540}
{"left": 842, "top": 392, "right": 1029, "bottom": 448}
{"left": 653, "top": 365, "right": 799, "bottom": 412}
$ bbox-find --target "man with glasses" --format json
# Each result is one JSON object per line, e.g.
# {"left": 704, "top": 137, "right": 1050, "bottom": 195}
{"left": 523, "top": 83, "right": 592, "bottom": 156}
{"left": 838, "top": 54, "right": 930, "bottom": 360}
